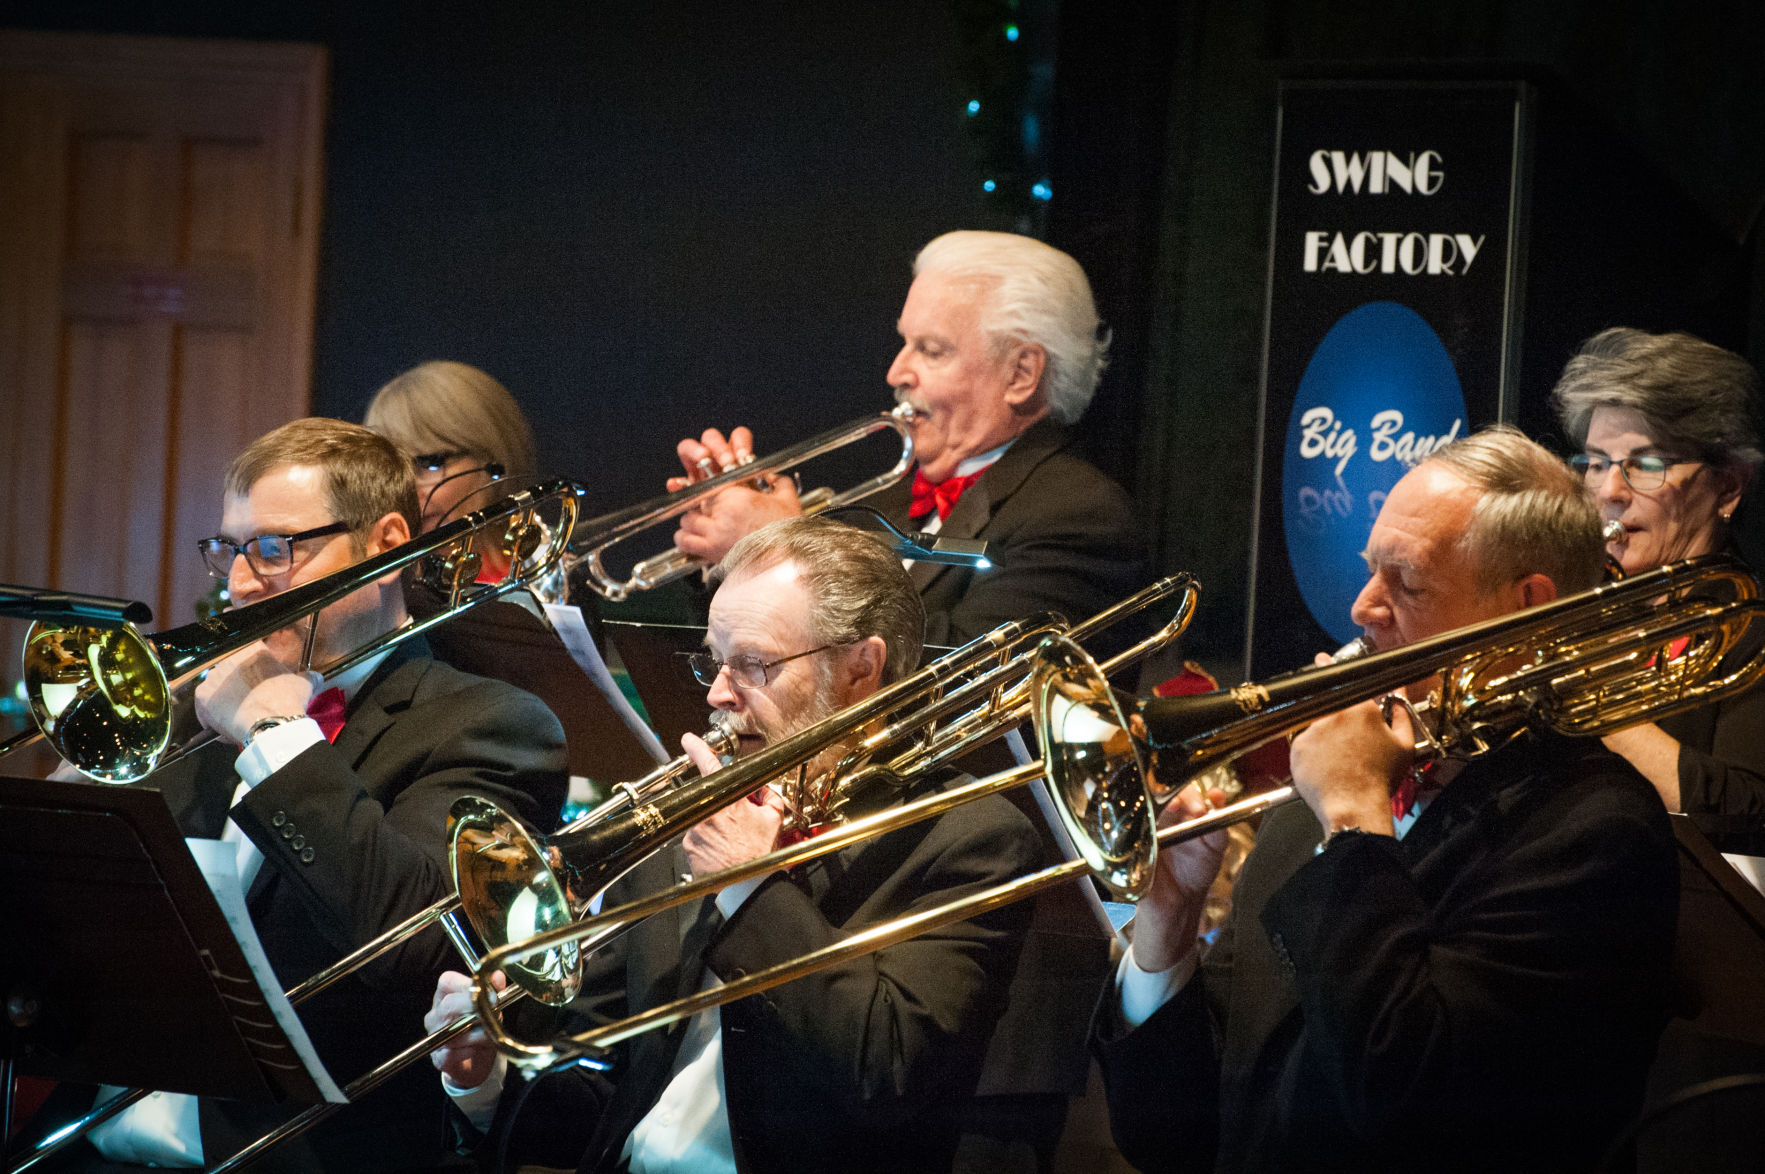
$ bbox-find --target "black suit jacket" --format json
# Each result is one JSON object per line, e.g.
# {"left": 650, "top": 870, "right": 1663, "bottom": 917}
{"left": 1095, "top": 731, "right": 1679, "bottom": 1174}
{"left": 36, "top": 638, "right": 567, "bottom": 1173}
{"left": 479, "top": 775, "right": 1041, "bottom": 1174}
{"left": 865, "top": 417, "right": 1149, "bottom": 648}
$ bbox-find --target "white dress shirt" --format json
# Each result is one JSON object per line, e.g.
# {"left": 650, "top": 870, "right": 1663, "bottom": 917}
{"left": 448, "top": 872, "right": 773, "bottom": 1174}
{"left": 1115, "top": 793, "right": 1435, "bottom": 1029}
{"left": 90, "top": 654, "right": 385, "bottom": 1166}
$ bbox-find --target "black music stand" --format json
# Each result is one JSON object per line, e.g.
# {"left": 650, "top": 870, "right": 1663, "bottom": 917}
{"left": 602, "top": 620, "right": 711, "bottom": 755}
{"left": 1, "top": 778, "right": 332, "bottom": 1116}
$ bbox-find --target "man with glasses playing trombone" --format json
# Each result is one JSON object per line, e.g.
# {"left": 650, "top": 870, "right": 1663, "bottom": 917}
{"left": 1094, "top": 427, "right": 1680, "bottom": 1172}
{"left": 427, "top": 516, "right": 1041, "bottom": 1174}
{"left": 32, "top": 418, "right": 567, "bottom": 1172}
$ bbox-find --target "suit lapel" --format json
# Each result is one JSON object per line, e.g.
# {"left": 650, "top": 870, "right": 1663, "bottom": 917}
{"left": 329, "top": 638, "right": 430, "bottom": 767}
{"left": 243, "top": 640, "right": 431, "bottom": 907}
{"left": 907, "top": 417, "right": 1070, "bottom": 595}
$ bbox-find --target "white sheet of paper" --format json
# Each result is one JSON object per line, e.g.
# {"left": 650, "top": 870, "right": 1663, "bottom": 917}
{"left": 543, "top": 602, "right": 670, "bottom": 764}
{"left": 185, "top": 837, "right": 346, "bottom": 1104}
{"left": 1722, "top": 851, "right": 1765, "bottom": 896}
{"left": 1006, "top": 726, "right": 1126, "bottom": 947}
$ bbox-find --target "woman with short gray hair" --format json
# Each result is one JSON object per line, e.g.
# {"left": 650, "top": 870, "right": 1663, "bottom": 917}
{"left": 1552, "top": 327, "right": 1765, "bottom": 816}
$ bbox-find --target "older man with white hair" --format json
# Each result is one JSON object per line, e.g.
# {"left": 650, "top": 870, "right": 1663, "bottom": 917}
{"left": 669, "top": 229, "right": 1148, "bottom": 648}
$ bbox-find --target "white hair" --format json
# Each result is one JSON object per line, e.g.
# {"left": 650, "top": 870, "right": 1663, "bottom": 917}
{"left": 912, "top": 230, "right": 1109, "bottom": 424}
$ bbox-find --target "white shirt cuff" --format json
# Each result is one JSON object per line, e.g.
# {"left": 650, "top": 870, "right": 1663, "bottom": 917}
{"left": 1115, "top": 942, "right": 1200, "bottom": 1029}
{"left": 233, "top": 718, "right": 325, "bottom": 786}
{"left": 442, "top": 1052, "right": 508, "bottom": 1135}
{"left": 714, "top": 871, "right": 775, "bottom": 920}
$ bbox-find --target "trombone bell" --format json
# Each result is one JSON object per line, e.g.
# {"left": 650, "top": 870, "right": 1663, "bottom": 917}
{"left": 22, "top": 622, "right": 170, "bottom": 782}
{"left": 449, "top": 796, "right": 581, "bottom": 1005}
{"left": 1033, "top": 635, "right": 1156, "bottom": 900}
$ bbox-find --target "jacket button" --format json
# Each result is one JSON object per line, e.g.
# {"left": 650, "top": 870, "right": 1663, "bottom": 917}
{"left": 300, "top": 847, "right": 316, "bottom": 864}
{"left": 290, "top": 835, "right": 306, "bottom": 850}
{"left": 271, "top": 811, "right": 287, "bottom": 828}
{"left": 281, "top": 824, "right": 296, "bottom": 839}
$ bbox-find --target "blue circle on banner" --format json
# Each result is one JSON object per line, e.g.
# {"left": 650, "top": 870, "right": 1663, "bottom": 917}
{"left": 1280, "top": 301, "right": 1467, "bottom": 645}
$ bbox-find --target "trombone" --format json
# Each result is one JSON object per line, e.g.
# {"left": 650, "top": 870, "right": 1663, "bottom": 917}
{"left": 465, "top": 554, "right": 1765, "bottom": 1069}
{"left": 447, "top": 574, "right": 1199, "bottom": 1006}
{"left": 2, "top": 480, "right": 582, "bottom": 783}
{"left": 2, "top": 574, "right": 1194, "bottom": 1174}
{"left": 569, "top": 405, "right": 918, "bottom": 601}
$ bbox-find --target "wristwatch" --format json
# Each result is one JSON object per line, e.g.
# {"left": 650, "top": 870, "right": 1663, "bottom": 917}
{"left": 1315, "top": 825, "right": 1368, "bottom": 855}
{"left": 247, "top": 714, "right": 309, "bottom": 742}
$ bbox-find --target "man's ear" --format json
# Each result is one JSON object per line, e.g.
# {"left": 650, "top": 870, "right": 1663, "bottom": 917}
{"left": 1002, "top": 343, "right": 1047, "bottom": 412}
{"left": 367, "top": 511, "right": 413, "bottom": 586}
{"left": 840, "top": 635, "right": 888, "bottom": 699}
{"left": 1515, "top": 572, "right": 1558, "bottom": 610}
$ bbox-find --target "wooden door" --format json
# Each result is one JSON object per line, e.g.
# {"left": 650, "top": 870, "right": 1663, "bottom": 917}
{"left": 0, "top": 31, "right": 326, "bottom": 764}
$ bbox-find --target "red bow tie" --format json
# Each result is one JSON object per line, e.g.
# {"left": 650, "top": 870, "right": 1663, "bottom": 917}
{"left": 307, "top": 687, "right": 347, "bottom": 744}
{"left": 909, "top": 468, "right": 983, "bottom": 522}
{"left": 1391, "top": 760, "right": 1442, "bottom": 820}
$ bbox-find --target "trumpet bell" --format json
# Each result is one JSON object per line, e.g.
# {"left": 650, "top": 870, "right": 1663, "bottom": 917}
{"left": 22, "top": 621, "right": 170, "bottom": 782}
{"left": 449, "top": 796, "right": 581, "bottom": 1005}
{"left": 1033, "top": 634, "right": 1155, "bottom": 901}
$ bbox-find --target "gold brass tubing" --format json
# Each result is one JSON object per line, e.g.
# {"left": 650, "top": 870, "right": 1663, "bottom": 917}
{"left": 473, "top": 762, "right": 1045, "bottom": 1067}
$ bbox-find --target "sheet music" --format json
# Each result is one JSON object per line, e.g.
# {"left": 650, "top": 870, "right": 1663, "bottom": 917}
{"left": 1006, "top": 726, "right": 1127, "bottom": 947}
{"left": 544, "top": 601, "right": 670, "bottom": 763}
{"left": 185, "top": 838, "right": 346, "bottom": 1104}
{"left": 1723, "top": 852, "right": 1765, "bottom": 896}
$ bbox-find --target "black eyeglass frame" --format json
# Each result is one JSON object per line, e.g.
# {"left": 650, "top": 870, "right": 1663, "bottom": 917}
{"left": 682, "top": 643, "right": 848, "bottom": 690}
{"left": 197, "top": 521, "right": 353, "bottom": 580}
{"left": 1568, "top": 452, "right": 1700, "bottom": 493}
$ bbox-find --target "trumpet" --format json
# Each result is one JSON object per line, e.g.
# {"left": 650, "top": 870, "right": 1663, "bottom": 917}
{"left": 567, "top": 405, "right": 917, "bottom": 601}
{"left": 466, "top": 554, "right": 1765, "bottom": 1070}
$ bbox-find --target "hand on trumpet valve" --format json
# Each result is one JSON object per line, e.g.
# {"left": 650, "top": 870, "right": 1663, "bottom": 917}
{"left": 669, "top": 426, "right": 754, "bottom": 490}
{"left": 426, "top": 969, "right": 506, "bottom": 1091}
{"left": 1127, "top": 783, "right": 1229, "bottom": 975}
{"left": 668, "top": 429, "right": 803, "bottom": 565}
{"left": 193, "top": 640, "right": 321, "bottom": 747}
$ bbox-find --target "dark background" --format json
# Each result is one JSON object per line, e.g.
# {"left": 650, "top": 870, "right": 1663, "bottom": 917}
{"left": 5, "top": 0, "right": 1762, "bottom": 678}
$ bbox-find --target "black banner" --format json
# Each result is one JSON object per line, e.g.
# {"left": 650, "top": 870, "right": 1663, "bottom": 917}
{"left": 1245, "top": 80, "right": 1531, "bottom": 676}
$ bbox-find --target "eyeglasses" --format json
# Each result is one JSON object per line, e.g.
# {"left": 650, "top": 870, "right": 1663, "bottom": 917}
{"left": 1568, "top": 453, "right": 1698, "bottom": 492}
{"left": 412, "top": 451, "right": 466, "bottom": 476}
{"left": 197, "top": 521, "right": 351, "bottom": 579}
{"left": 682, "top": 644, "right": 844, "bottom": 689}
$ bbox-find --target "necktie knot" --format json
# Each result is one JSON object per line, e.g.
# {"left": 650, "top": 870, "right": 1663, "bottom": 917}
{"left": 1391, "top": 760, "right": 1443, "bottom": 820}
{"left": 909, "top": 468, "right": 983, "bottom": 522}
{"left": 306, "top": 687, "right": 347, "bottom": 743}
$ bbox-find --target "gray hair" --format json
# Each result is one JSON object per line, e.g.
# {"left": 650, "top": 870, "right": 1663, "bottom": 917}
{"left": 365, "top": 361, "right": 539, "bottom": 481}
{"left": 1421, "top": 425, "right": 1605, "bottom": 596}
{"left": 913, "top": 230, "right": 1109, "bottom": 424}
{"left": 712, "top": 517, "right": 924, "bottom": 685}
{"left": 1550, "top": 327, "right": 1762, "bottom": 471}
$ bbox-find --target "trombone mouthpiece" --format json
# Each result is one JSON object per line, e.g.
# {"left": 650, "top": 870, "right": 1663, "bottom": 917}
{"left": 1333, "top": 637, "right": 1373, "bottom": 662}
{"left": 1602, "top": 520, "right": 1624, "bottom": 544}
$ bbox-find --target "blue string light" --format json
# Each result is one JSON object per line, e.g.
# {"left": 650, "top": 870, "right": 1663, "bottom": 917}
{"left": 983, "top": 179, "right": 997, "bottom": 192}
{"left": 1005, "top": 24, "right": 1020, "bottom": 42}
{"left": 966, "top": 99, "right": 981, "bottom": 116}
{"left": 1031, "top": 181, "right": 1052, "bottom": 201}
